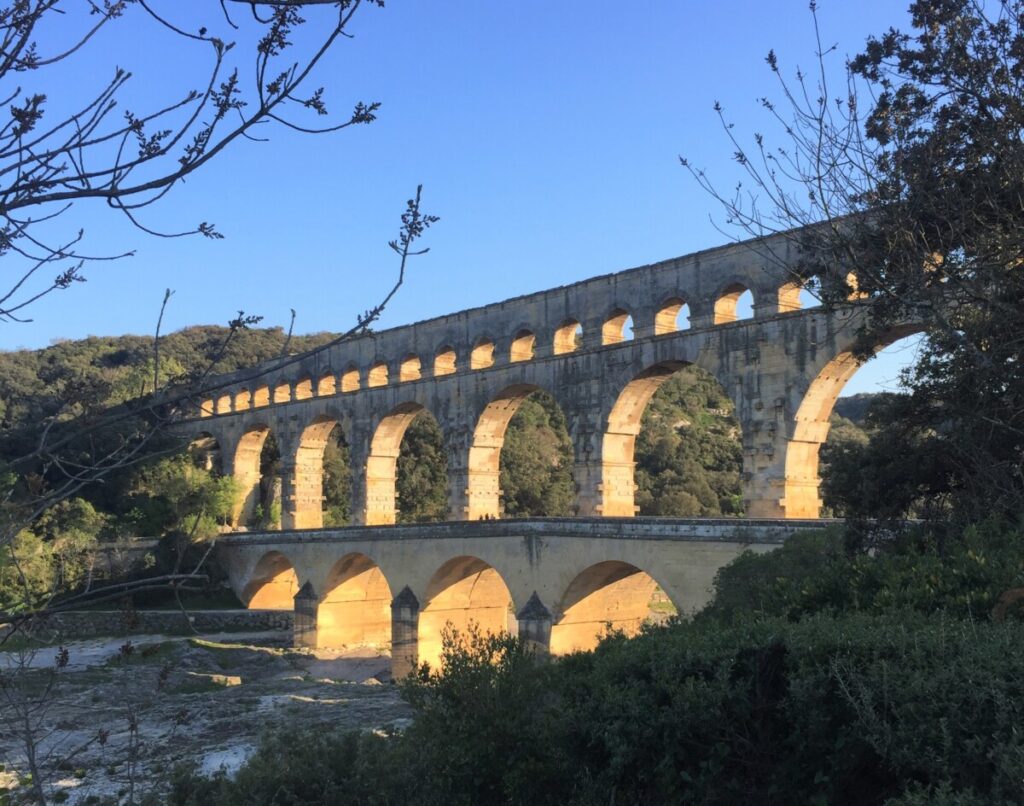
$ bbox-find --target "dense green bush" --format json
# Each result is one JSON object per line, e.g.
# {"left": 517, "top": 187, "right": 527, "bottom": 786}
{"left": 160, "top": 614, "right": 1024, "bottom": 805}
{"left": 702, "top": 522, "right": 1024, "bottom": 623}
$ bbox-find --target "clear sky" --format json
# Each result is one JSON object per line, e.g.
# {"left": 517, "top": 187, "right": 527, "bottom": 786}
{"left": 1, "top": 1, "right": 919, "bottom": 395}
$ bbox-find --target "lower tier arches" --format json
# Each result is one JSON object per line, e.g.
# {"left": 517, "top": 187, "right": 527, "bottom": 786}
{"left": 316, "top": 553, "right": 393, "bottom": 650}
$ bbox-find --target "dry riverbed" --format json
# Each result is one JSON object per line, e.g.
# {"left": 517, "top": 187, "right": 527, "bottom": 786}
{"left": 0, "top": 632, "right": 411, "bottom": 804}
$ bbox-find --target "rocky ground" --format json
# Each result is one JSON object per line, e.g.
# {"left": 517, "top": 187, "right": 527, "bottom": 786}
{"left": 0, "top": 632, "right": 411, "bottom": 804}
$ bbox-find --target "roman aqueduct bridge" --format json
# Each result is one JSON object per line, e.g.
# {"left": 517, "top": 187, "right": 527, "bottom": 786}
{"left": 176, "top": 231, "right": 918, "bottom": 674}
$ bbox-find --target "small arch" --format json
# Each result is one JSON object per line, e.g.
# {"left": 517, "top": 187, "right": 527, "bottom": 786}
{"left": 317, "top": 373, "right": 337, "bottom": 397}
{"left": 550, "top": 561, "right": 677, "bottom": 655}
{"left": 368, "top": 362, "right": 389, "bottom": 388}
{"left": 655, "top": 297, "right": 690, "bottom": 334}
{"left": 215, "top": 394, "right": 232, "bottom": 415}
{"left": 234, "top": 389, "right": 252, "bottom": 412}
{"left": 317, "top": 553, "right": 393, "bottom": 650}
{"left": 553, "top": 319, "right": 582, "bottom": 355}
{"left": 243, "top": 551, "right": 298, "bottom": 610}
{"left": 471, "top": 338, "right": 495, "bottom": 370}
{"left": 602, "top": 308, "right": 634, "bottom": 345}
{"left": 510, "top": 330, "right": 536, "bottom": 362}
{"left": 253, "top": 386, "right": 270, "bottom": 408}
{"left": 419, "top": 556, "right": 516, "bottom": 671}
{"left": 713, "top": 283, "right": 754, "bottom": 324}
{"left": 845, "top": 272, "right": 868, "bottom": 300}
{"left": 294, "top": 378, "right": 314, "bottom": 401}
{"left": 399, "top": 355, "right": 422, "bottom": 382}
{"left": 341, "top": 366, "right": 360, "bottom": 393}
{"left": 434, "top": 346, "right": 457, "bottom": 376}
{"left": 199, "top": 399, "right": 214, "bottom": 418}
{"left": 272, "top": 382, "right": 291, "bottom": 404}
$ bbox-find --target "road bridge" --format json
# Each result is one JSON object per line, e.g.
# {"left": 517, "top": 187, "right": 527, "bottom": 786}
{"left": 220, "top": 518, "right": 828, "bottom": 677}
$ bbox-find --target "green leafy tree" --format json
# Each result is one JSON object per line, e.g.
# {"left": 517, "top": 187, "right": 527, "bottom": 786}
{"left": 500, "top": 393, "right": 575, "bottom": 517}
{"left": 688, "top": 0, "right": 1024, "bottom": 523}
{"left": 397, "top": 415, "right": 449, "bottom": 523}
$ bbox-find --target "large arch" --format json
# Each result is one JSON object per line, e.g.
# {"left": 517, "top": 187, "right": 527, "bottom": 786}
{"left": 781, "top": 326, "right": 923, "bottom": 517}
{"left": 243, "top": 551, "right": 299, "bottom": 610}
{"left": 465, "top": 384, "right": 538, "bottom": 519}
{"left": 288, "top": 416, "right": 348, "bottom": 529}
{"left": 365, "top": 402, "right": 438, "bottom": 525}
{"left": 316, "top": 553, "right": 393, "bottom": 650}
{"left": 601, "top": 362, "right": 689, "bottom": 516}
{"left": 418, "top": 556, "right": 516, "bottom": 671}
{"left": 550, "top": 561, "right": 677, "bottom": 655}
{"left": 232, "top": 425, "right": 272, "bottom": 525}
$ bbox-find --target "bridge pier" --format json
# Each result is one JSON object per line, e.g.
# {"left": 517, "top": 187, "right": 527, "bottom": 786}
{"left": 516, "top": 593, "right": 553, "bottom": 658}
{"left": 293, "top": 581, "right": 319, "bottom": 648}
{"left": 390, "top": 587, "right": 420, "bottom": 680}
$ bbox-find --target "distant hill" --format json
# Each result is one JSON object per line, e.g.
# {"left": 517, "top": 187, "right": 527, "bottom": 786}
{"left": 834, "top": 393, "right": 887, "bottom": 425}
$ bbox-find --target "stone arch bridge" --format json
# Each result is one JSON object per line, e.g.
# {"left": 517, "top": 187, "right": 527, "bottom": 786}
{"left": 176, "top": 231, "right": 917, "bottom": 675}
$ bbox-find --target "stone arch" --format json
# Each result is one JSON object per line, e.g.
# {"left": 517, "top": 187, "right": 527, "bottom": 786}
{"left": 234, "top": 389, "right": 252, "bottom": 412}
{"left": 713, "top": 282, "right": 754, "bottom": 324}
{"left": 471, "top": 337, "right": 495, "bottom": 370}
{"left": 434, "top": 346, "right": 457, "bottom": 376}
{"left": 341, "top": 365, "right": 360, "bottom": 393}
{"left": 466, "top": 383, "right": 540, "bottom": 519}
{"left": 294, "top": 378, "right": 314, "bottom": 401}
{"left": 510, "top": 329, "right": 536, "bottom": 362}
{"left": 317, "top": 372, "right": 337, "bottom": 397}
{"left": 288, "top": 416, "right": 348, "bottom": 529}
{"left": 777, "top": 281, "right": 804, "bottom": 312}
{"left": 553, "top": 319, "right": 582, "bottom": 355}
{"left": 602, "top": 307, "right": 633, "bottom": 345}
{"left": 215, "top": 393, "right": 232, "bottom": 415}
{"left": 601, "top": 361, "right": 690, "bottom": 516}
{"left": 199, "top": 399, "right": 214, "bottom": 418}
{"left": 654, "top": 297, "right": 690, "bottom": 334}
{"left": 368, "top": 361, "right": 389, "bottom": 388}
{"left": 243, "top": 551, "right": 299, "bottom": 609}
{"left": 399, "top": 355, "right": 422, "bottom": 382}
{"left": 316, "top": 553, "right": 393, "bottom": 650}
{"left": 550, "top": 561, "right": 677, "bottom": 655}
{"left": 253, "top": 385, "right": 270, "bottom": 408}
{"left": 418, "top": 555, "right": 516, "bottom": 671}
{"left": 232, "top": 425, "right": 272, "bottom": 525}
{"left": 780, "top": 326, "right": 922, "bottom": 518}
{"left": 365, "top": 401, "right": 437, "bottom": 525}
{"left": 272, "top": 381, "right": 291, "bottom": 404}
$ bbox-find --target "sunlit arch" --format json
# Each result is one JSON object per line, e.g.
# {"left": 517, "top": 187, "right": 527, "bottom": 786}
{"left": 418, "top": 556, "right": 516, "bottom": 671}
{"left": 294, "top": 377, "right": 313, "bottom": 400}
{"left": 316, "top": 553, "right": 393, "bottom": 650}
{"left": 399, "top": 355, "right": 422, "bottom": 382}
{"left": 550, "top": 561, "right": 677, "bottom": 655}
{"left": 233, "top": 425, "right": 271, "bottom": 525}
{"left": 465, "top": 384, "right": 541, "bottom": 520}
{"left": 365, "top": 401, "right": 434, "bottom": 525}
{"left": 368, "top": 361, "right": 388, "bottom": 388}
{"left": 434, "top": 346, "right": 457, "bottom": 376}
{"left": 602, "top": 307, "right": 633, "bottom": 345}
{"left": 243, "top": 551, "right": 298, "bottom": 610}
{"left": 289, "top": 415, "right": 346, "bottom": 529}
{"left": 553, "top": 319, "right": 583, "bottom": 355}
{"left": 654, "top": 297, "right": 689, "bottom": 334}
{"left": 510, "top": 329, "right": 536, "bottom": 362}
{"left": 471, "top": 337, "right": 495, "bottom": 370}
{"left": 713, "top": 282, "right": 754, "bottom": 324}
{"left": 782, "top": 326, "right": 923, "bottom": 518}
{"left": 341, "top": 365, "right": 360, "bottom": 393}
{"left": 317, "top": 372, "right": 337, "bottom": 397}
{"left": 601, "top": 362, "right": 691, "bottom": 516}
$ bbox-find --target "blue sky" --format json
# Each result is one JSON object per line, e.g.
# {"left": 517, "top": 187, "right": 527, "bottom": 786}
{"left": 1, "top": 1, "right": 918, "bottom": 395}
